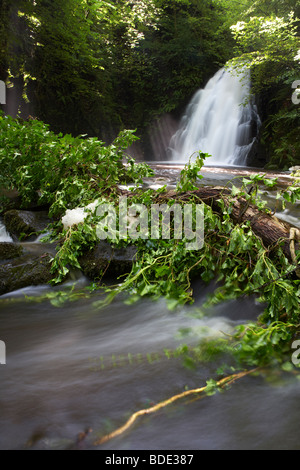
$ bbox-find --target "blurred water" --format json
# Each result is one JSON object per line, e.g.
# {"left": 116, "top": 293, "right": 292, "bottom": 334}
{"left": 0, "top": 219, "right": 13, "bottom": 242}
{"left": 0, "top": 283, "right": 299, "bottom": 450}
{"left": 169, "top": 68, "right": 260, "bottom": 166}
{"left": 0, "top": 167, "right": 299, "bottom": 450}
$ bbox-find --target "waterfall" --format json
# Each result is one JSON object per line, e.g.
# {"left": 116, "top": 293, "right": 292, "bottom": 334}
{"left": 0, "top": 220, "right": 13, "bottom": 242}
{"left": 168, "top": 67, "right": 261, "bottom": 166}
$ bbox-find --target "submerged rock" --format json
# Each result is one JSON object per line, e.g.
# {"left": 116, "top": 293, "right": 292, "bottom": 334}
{"left": 3, "top": 210, "right": 51, "bottom": 241}
{"left": 0, "top": 253, "right": 53, "bottom": 296}
{"left": 79, "top": 241, "right": 137, "bottom": 280}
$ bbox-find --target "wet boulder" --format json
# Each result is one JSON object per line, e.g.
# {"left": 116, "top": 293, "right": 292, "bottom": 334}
{"left": 0, "top": 253, "right": 53, "bottom": 296}
{"left": 0, "top": 242, "right": 24, "bottom": 261}
{"left": 79, "top": 241, "right": 137, "bottom": 280}
{"left": 3, "top": 210, "right": 51, "bottom": 241}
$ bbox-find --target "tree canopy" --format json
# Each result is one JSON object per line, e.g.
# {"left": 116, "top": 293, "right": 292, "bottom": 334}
{"left": 0, "top": 0, "right": 299, "bottom": 167}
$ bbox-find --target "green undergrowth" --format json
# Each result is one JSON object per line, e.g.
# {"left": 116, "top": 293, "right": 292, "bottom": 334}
{"left": 0, "top": 113, "right": 300, "bottom": 376}
{"left": 0, "top": 111, "right": 153, "bottom": 216}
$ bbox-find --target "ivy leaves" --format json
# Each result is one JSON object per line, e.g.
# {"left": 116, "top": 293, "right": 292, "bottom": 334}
{"left": 0, "top": 112, "right": 153, "bottom": 218}
{"left": 176, "top": 152, "right": 209, "bottom": 192}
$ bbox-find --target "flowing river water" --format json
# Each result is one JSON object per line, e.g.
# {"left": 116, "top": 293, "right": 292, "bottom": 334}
{"left": 0, "top": 165, "right": 300, "bottom": 450}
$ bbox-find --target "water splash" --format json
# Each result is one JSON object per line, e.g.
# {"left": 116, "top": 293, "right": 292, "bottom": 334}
{"left": 0, "top": 220, "right": 13, "bottom": 242}
{"left": 168, "top": 67, "right": 261, "bottom": 166}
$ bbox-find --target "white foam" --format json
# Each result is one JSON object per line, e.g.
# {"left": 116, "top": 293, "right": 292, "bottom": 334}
{"left": 61, "top": 200, "right": 100, "bottom": 229}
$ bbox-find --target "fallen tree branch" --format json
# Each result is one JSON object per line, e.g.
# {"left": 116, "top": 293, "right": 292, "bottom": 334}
{"left": 153, "top": 188, "right": 299, "bottom": 264}
{"left": 289, "top": 228, "right": 300, "bottom": 278}
{"left": 94, "top": 368, "right": 258, "bottom": 446}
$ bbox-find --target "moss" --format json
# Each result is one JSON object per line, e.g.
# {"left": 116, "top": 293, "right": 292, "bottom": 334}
{"left": 0, "top": 253, "right": 53, "bottom": 295}
{"left": 3, "top": 210, "right": 51, "bottom": 240}
{"left": 79, "top": 241, "right": 137, "bottom": 281}
{"left": 0, "top": 242, "right": 24, "bottom": 261}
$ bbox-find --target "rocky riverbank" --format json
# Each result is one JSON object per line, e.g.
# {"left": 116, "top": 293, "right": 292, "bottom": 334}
{"left": 0, "top": 207, "right": 137, "bottom": 296}
{"left": 0, "top": 206, "right": 54, "bottom": 295}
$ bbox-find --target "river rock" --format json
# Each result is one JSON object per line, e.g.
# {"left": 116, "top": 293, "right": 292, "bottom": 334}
{"left": 79, "top": 241, "right": 137, "bottom": 280}
{"left": 3, "top": 210, "right": 51, "bottom": 241}
{"left": 0, "top": 253, "right": 53, "bottom": 296}
{"left": 0, "top": 242, "right": 24, "bottom": 261}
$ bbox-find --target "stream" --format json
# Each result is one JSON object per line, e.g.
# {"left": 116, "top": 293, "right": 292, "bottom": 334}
{"left": 0, "top": 165, "right": 300, "bottom": 450}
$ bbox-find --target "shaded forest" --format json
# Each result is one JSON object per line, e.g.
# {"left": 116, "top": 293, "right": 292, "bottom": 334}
{"left": 0, "top": 0, "right": 300, "bottom": 167}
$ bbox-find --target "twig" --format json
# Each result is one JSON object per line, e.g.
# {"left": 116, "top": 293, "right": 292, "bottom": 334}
{"left": 290, "top": 228, "right": 300, "bottom": 278}
{"left": 94, "top": 368, "right": 258, "bottom": 446}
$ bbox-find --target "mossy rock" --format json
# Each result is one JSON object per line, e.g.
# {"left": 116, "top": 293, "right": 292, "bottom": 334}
{"left": 3, "top": 210, "right": 51, "bottom": 240}
{"left": 79, "top": 241, "right": 137, "bottom": 280}
{"left": 0, "top": 253, "right": 53, "bottom": 295}
{"left": 0, "top": 242, "right": 24, "bottom": 261}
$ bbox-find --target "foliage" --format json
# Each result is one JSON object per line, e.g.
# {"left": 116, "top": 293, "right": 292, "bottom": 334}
{"left": 26, "top": 153, "right": 300, "bottom": 374}
{"left": 226, "top": 3, "right": 300, "bottom": 168}
{"left": 241, "top": 0, "right": 300, "bottom": 20}
{"left": 0, "top": 0, "right": 299, "bottom": 168}
{"left": 84, "top": 160, "right": 300, "bottom": 334}
{"left": 176, "top": 152, "right": 208, "bottom": 192}
{"left": 0, "top": 111, "right": 153, "bottom": 218}
{"left": 0, "top": 0, "right": 11, "bottom": 78}
{"left": 125, "top": 0, "right": 234, "bottom": 122}
{"left": 263, "top": 105, "right": 300, "bottom": 169}
{"left": 0, "top": 0, "right": 235, "bottom": 138}
{"left": 25, "top": 0, "right": 118, "bottom": 137}
{"left": 229, "top": 14, "right": 300, "bottom": 91}
{"left": 1, "top": 115, "right": 299, "bottom": 376}
{"left": 0, "top": 0, "right": 297, "bottom": 169}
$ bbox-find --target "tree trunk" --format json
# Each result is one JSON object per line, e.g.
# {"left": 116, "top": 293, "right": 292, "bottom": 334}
{"left": 154, "top": 187, "right": 300, "bottom": 264}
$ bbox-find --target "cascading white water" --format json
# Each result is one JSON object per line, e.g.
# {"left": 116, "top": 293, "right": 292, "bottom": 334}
{"left": 0, "top": 220, "right": 13, "bottom": 242}
{"left": 169, "top": 67, "right": 261, "bottom": 166}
